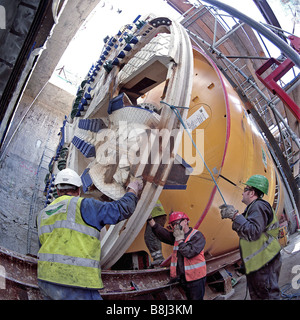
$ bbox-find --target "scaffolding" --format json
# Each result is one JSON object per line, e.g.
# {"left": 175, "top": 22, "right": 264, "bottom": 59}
{"left": 166, "top": 0, "right": 299, "bottom": 223}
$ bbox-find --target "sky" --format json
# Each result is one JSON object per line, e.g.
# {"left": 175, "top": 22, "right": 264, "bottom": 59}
{"left": 50, "top": 0, "right": 181, "bottom": 93}
{"left": 49, "top": 0, "right": 298, "bottom": 94}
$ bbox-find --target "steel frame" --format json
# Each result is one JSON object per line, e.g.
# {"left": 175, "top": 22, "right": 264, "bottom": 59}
{"left": 171, "top": 0, "right": 299, "bottom": 223}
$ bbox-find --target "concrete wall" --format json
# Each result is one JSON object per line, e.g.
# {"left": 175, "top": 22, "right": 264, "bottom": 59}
{"left": 0, "top": 84, "right": 73, "bottom": 255}
{"left": 0, "top": 0, "right": 101, "bottom": 255}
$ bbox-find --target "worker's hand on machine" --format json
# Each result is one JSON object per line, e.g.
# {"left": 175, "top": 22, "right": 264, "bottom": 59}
{"left": 147, "top": 214, "right": 155, "bottom": 227}
{"left": 219, "top": 204, "right": 239, "bottom": 220}
{"left": 173, "top": 224, "right": 185, "bottom": 242}
{"left": 127, "top": 177, "right": 143, "bottom": 195}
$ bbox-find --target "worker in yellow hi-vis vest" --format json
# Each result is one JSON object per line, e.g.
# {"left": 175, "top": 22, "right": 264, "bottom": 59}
{"left": 37, "top": 168, "right": 143, "bottom": 300}
{"left": 219, "top": 175, "right": 281, "bottom": 300}
{"left": 144, "top": 200, "right": 167, "bottom": 267}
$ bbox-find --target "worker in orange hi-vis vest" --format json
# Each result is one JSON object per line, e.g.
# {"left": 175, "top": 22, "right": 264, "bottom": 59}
{"left": 148, "top": 211, "right": 206, "bottom": 300}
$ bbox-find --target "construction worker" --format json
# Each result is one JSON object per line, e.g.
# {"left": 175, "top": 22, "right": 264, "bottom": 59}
{"left": 219, "top": 174, "right": 282, "bottom": 300}
{"left": 148, "top": 211, "right": 206, "bottom": 300}
{"left": 37, "top": 168, "right": 143, "bottom": 300}
{"left": 144, "top": 200, "right": 167, "bottom": 267}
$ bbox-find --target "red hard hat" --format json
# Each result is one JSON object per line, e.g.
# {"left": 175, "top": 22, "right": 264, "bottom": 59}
{"left": 169, "top": 211, "right": 190, "bottom": 224}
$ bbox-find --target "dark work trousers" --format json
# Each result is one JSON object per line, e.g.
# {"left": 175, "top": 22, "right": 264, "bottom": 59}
{"left": 38, "top": 280, "right": 102, "bottom": 300}
{"left": 180, "top": 276, "right": 206, "bottom": 300}
{"left": 246, "top": 253, "right": 282, "bottom": 300}
{"left": 144, "top": 215, "right": 166, "bottom": 263}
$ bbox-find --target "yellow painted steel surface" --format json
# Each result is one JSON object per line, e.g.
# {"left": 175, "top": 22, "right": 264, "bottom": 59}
{"left": 127, "top": 49, "right": 284, "bottom": 261}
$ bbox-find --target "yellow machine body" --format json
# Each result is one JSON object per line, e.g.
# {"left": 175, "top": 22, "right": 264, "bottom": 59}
{"left": 126, "top": 49, "right": 284, "bottom": 261}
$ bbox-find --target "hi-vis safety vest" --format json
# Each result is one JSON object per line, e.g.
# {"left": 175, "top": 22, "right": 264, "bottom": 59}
{"left": 240, "top": 201, "right": 281, "bottom": 275}
{"left": 170, "top": 229, "right": 206, "bottom": 281}
{"left": 37, "top": 196, "right": 103, "bottom": 289}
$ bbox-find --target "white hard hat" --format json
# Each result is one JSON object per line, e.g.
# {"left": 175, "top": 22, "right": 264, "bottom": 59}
{"left": 55, "top": 168, "right": 82, "bottom": 189}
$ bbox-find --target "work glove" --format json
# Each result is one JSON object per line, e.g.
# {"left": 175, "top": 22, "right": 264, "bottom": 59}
{"left": 173, "top": 224, "right": 185, "bottom": 242}
{"left": 219, "top": 204, "right": 238, "bottom": 220}
{"left": 127, "top": 177, "right": 143, "bottom": 195}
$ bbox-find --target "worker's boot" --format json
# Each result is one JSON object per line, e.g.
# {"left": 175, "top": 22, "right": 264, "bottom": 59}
{"left": 149, "top": 250, "right": 164, "bottom": 268}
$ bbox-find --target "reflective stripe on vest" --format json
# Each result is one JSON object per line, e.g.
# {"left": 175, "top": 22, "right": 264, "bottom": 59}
{"left": 170, "top": 229, "right": 206, "bottom": 281}
{"left": 38, "top": 253, "right": 100, "bottom": 269}
{"left": 37, "top": 196, "right": 102, "bottom": 289}
{"left": 39, "top": 220, "right": 100, "bottom": 239}
{"left": 184, "top": 261, "right": 206, "bottom": 271}
{"left": 240, "top": 202, "right": 281, "bottom": 274}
